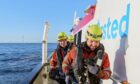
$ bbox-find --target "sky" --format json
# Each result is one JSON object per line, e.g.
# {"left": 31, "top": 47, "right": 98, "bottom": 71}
{"left": 0, "top": 0, "right": 95, "bottom": 43}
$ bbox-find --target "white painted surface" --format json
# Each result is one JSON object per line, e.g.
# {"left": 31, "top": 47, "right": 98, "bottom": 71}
{"left": 81, "top": 0, "right": 140, "bottom": 83}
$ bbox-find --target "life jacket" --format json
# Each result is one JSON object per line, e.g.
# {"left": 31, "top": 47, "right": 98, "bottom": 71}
{"left": 49, "top": 43, "right": 70, "bottom": 81}
{"left": 81, "top": 42, "right": 104, "bottom": 66}
{"left": 49, "top": 44, "right": 69, "bottom": 80}
{"left": 56, "top": 42, "right": 75, "bottom": 66}
{"left": 56, "top": 44, "right": 69, "bottom": 70}
{"left": 75, "top": 42, "right": 104, "bottom": 84}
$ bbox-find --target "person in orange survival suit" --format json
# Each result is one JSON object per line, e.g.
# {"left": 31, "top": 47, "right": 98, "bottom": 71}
{"left": 64, "top": 35, "right": 78, "bottom": 84}
{"left": 62, "top": 24, "right": 112, "bottom": 84}
{"left": 50, "top": 32, "right": 69, "bottom": 84}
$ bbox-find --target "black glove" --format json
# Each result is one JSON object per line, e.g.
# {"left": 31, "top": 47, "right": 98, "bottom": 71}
{"left": 49, "top": 69, "right": 59, "bottom": 79}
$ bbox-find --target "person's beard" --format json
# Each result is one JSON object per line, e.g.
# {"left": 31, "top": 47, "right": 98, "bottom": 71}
{"left": 90, "top": 46, "right": 96, "bottom": 51}
{"left": 90, "top": 45, "right": 98, "bottom": 51}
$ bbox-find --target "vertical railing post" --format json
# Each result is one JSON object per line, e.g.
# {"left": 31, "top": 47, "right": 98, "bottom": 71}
{"left": 42, "top": 22, "right": 49, "bottom": 64}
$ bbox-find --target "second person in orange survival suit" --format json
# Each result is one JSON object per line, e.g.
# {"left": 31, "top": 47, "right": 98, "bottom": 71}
{"left": 50, "top": 32, "right": 69, "bottom": 84}
{"left": 65, "top": 35, "right": 78, "bottom": 84}
{"left": 62, "top": 24, "right": 112, "bottom": 84}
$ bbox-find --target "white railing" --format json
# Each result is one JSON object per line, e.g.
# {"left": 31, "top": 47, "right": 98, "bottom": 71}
{"left": 42, "top": 22, "right": 50, "bottom": 64}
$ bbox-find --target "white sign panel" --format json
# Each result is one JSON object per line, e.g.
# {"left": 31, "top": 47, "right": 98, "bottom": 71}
{"left": 81, "top": 0, "right": 140, "bottom": 83}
